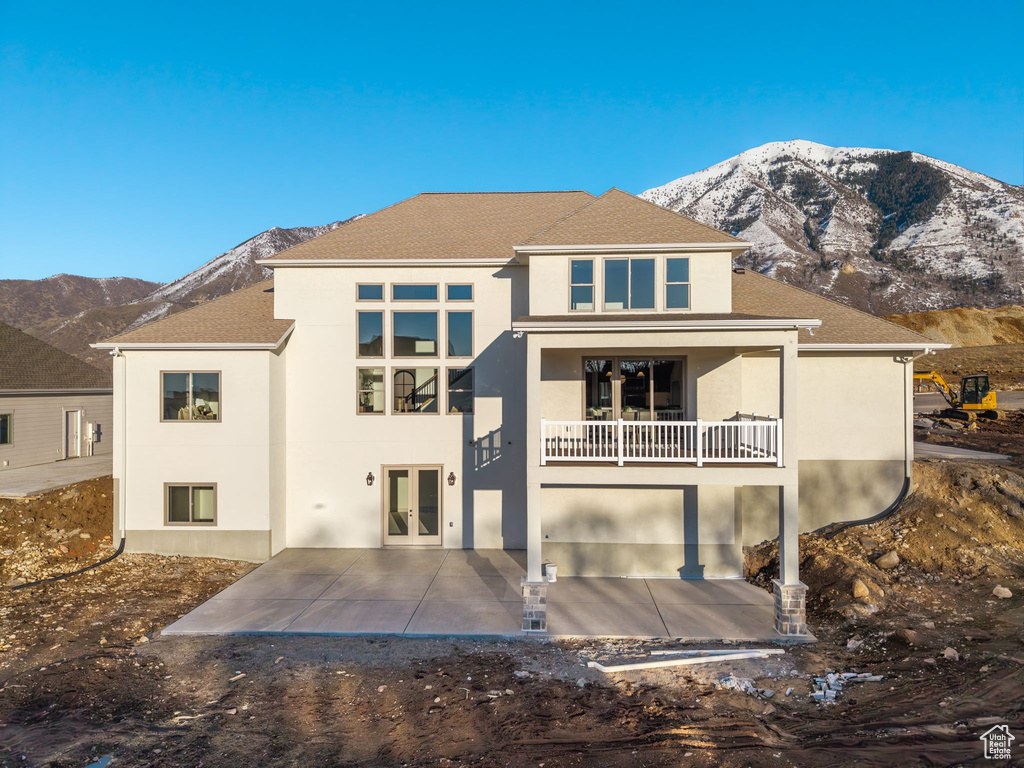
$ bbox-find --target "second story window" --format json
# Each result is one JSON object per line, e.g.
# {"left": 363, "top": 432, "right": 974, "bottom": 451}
{"left": 393, "top": 311, "right": 438, "bottom": 356}
{"left": 446, "top": 311, "right": 473, "bottom": 357}
{"left": 357, "top": 311, "right": 384, "bottom": 357}
{"left": 666, "top": 257, "right": 690, "bottom": 309}
{"left": 393, "top": 284, "right": 438, "bottom": 301}
{"left": 570, "top": 259, "right": 594, "bottom": 310}
{"left": 162, "top": 372, "right": 220, "bottom": 421}
{"left": 604, "top": 258, "right": 654, "bottom": 311}
{"left": 446, "top": 284, "right": 473, "bottom": 301}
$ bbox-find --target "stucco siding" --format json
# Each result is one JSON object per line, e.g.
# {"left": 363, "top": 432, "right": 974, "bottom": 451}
{"left": 0, "top": 392, "right": 112, "bottom": 470}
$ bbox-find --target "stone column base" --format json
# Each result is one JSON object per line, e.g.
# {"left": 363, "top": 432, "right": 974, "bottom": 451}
{"left": 521, "top": 578, "right": 548, "bottom": 632}
{"left": 772, "top": 579, "right": 808, "bottom": 637}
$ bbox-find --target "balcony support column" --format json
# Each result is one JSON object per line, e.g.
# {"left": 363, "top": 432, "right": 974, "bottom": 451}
{"left": 775, "top": 335, "right": 807, "bottom": 636}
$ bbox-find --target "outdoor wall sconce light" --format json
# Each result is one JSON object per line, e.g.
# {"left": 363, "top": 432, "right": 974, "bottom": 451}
{"left": 366, "top": 472, "right": 374, "bottom": 486}
{"left": 447, "top": 472, "right": 456, "bottom": 487}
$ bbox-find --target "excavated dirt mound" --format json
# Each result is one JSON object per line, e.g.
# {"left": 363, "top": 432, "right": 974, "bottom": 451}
{"left": 746, "top": 461, "right": 1024, "bottom": 619}
{"left": 885, "top": 304, "right": 1024, "bottom": 347}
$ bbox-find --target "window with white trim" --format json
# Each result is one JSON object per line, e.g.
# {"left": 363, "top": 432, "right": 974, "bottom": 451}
{"left": 665, "top": 257, "right": 690, "bottom": 309}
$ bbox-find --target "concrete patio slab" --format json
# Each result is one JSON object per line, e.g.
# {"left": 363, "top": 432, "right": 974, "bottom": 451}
{"left": 254, "top": 548, "right": 367, "bottom": 574}
{"left": 546, "top": 577, "right": 654, "bottom": 604}
{"left": 288, "top": 599, "right": 421, "bottom": 634}
{"left": 406, "top": 599, "right": 523, "bottom": 636}
{"left": 164, "top": 548, "right": 802, "bottom": 641}
{"left": 164, "top": 598, "right": 313, "bottom": 634}
{"left": 0, "top": 455, "right": 112, "bottom": 498}
{"left": 436, "top": 549, "right": 526, "bottom": 577}
{"left": 645, "top": 578, "right": 774, "bottom": 606}
{"left": 212, "top": 572, "right": 339, "bottom": 601}
{"left": 423, "top": 574, "right": 522, "bottom": 602}
{"left": 546, "top": 600, "right": 668, "bottom": 638}
{"left": 320, "top": 573, "right": 430, "bottom": 601}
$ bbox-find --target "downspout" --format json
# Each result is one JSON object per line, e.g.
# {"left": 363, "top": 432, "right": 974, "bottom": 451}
{"left": 823, "top": 348, "right": 934, "bottom": 540}
{"left": 11, "top": 348, "right": 128, "bottom": 590}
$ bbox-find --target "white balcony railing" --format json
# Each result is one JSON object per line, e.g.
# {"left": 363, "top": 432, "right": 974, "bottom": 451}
{"left": 540, "top": 418, "right": 783, "bottom": 466}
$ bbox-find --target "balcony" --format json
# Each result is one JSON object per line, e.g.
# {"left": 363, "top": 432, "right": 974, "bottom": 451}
{"left": 540, "top": 415, "right": 782, "bottom": 466}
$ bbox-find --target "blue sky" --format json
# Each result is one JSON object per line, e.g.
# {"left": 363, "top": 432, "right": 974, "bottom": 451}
{"left": 1, "top": 2, "right": 1022, "bottom": 282}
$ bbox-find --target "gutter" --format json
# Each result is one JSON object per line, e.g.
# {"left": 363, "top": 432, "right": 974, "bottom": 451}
{"left": 512, "top": 242, "right": 751, "bottom": 255}
{"left": 256, "top": 258, "right": 515, "bottom": 268}
{"left": 513, "top": 318, "right": 822, "bottom": 333}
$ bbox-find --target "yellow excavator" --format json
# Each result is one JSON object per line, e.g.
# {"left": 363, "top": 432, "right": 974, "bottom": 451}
{"left": 913, "top": 370, "right": 1001, "bottom": 420}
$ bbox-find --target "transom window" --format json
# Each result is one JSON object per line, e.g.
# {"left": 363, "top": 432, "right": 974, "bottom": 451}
{"left": 392, "top": 284, "right": 438, "bottom": 301}
{"left": 604, "top": 258, "right": 655, "bottom": 310}
{"left": 446, "top": 284, "right": 473, "bottom": 301}
{"left": 584, "top": 357, "right": 685, "bottom": 422}
{"left": 666, "top": 257, "right": 690, "bottom": 309}
{"left": 570, "top": 259, "right": 594, "bottom": 311}
{"left": 166, "top": 484, "right": 216, "bottom": 524}
{"left": 161, "top": 372, "right": 220, "bottom": 421}
{"left": 0, "top": 413, "right": 11, "bottom": 445}
{"left": 393, "top": 311, "right": 438, "bottom": 357}
{"left": 447, "top": 368, "right": 474, "bottom": 414}
{"left": 357, "top": 283, "right": 384, "bottom": 301}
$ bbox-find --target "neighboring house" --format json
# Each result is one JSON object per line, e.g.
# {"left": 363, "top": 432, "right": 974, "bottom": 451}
{"left": 94, "top": 189, "right": 945, "bottom": 636}
{"left": 0, "top": 321, "right": 112, "bottom": 470}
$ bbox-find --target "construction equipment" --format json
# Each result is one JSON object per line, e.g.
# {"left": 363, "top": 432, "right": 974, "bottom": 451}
{"left": 914, "top": 370, "right": 1001, "bottom": 420}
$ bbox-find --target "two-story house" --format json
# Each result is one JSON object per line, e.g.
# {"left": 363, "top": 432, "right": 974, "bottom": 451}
{"left": 94, "top": 189, "right": 942, "bottom": 636}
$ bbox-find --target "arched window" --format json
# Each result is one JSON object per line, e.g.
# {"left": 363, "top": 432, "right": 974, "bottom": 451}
{"left": 393, "top": 370, "right": 414, "bottom": 412}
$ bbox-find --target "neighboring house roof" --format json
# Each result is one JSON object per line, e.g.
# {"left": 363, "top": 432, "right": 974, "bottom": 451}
{"left": 0, "top": 321, "right": 111, "bottom": 391}
{"left": 520, "top": 188, "right": 743, "bottom": 248}
{"left": 732, "top": 270, "right": 938, "bottom": 347}
{"left": 264, "top": 191, "right": 596, "bottom": 263}
{"left": 98, "top": 280, "right": 292, "bottom": 348}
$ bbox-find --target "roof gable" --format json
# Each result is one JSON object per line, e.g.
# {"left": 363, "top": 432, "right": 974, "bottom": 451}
{"left": 266, "top": 191, "right": 595, "bottom": 262}
{"left": 521, "top": 188, "right": 742, "bottom": 248}
{"left": 0, "top": 322, "right": 111, "bottom": 391}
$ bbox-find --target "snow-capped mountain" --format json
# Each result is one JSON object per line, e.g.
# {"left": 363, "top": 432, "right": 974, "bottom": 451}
{"left": 642, "top": 140, "right": 1024, "bottom": 313}
{"left": 5, "top": 219, "right": 352, "bottom": 368}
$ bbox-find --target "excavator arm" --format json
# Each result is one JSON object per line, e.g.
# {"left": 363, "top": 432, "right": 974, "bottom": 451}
{"left": 913, "top": 371, "right": 960, "bottom": 409}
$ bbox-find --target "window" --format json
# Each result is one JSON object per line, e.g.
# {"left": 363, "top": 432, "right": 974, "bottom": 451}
{"left": 393, "top": 311, "right": 438, "bottom": 356}
{"left": 357, "top": 283, "right": 384, "bottom": 301}
{"left": 392, "top": 284, "right": 438, "bottom": 301}
{"left": 0, "top": 413, "right": 11, "bottom": 444}
{"left": 161, "top": 372, "right": 220, "bottom": 421}
{"left": 357, "top": 368, "right": 385, "bottom": 414}
{"left": 603, "top": 258, "right": 655, "bottom": 310}
{"left": 570, "top": 260, "right": 594, "bottom": 311}
{"left": 447, "top": 368, "right": 473, "bottom": 414}
{"left": 666, "top": 257, "right": 690, "bottom": 309}
{"left": 357, "top": 311, "right": 384, "bottom": 357}
{"left": 446, "top": 311, "right": 473, "bottom": 357}
{"left": 446, "top": 284, "right": 473, "bottom": 301}
{"left": 166, "top": 484, "right": 216, "bottom": 525}
{"left": 583, "top": 357, "right": 684, "bottom": 421}
{"left": 393, "top": 368, "right": 439, "bottom": 413}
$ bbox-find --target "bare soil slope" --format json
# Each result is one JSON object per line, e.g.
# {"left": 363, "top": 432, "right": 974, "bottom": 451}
{"left": 886, "top": 304, "right": 1024, "bottom": 347}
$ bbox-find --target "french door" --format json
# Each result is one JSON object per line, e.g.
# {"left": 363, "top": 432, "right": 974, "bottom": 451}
{"left": 382, "top": 466, "right": 442, "bottom": 546}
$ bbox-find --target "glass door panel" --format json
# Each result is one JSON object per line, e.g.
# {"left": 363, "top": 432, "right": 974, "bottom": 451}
{"left": 417, "top": 469, "right": 440, "bottom": 542}
{"left": 619, "top": 360, "right": 650, "bottom": 421}
{"left": 652, "top": 359, "right": 685, "bottom": 420}
{"left": 584, "top": 359, "right": 614, "bottom": 420}
{"left": 386, "top": 469, "right": 410, "bottom": 540}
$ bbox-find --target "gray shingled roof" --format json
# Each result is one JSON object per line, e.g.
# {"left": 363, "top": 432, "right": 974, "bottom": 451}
{"left": 0, "top": 322, "right": 111, "bottom": 391}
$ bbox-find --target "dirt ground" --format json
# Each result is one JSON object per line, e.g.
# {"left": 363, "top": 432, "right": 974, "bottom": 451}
{"left": 2, "top": 468, "right": 1023, "bottom": 767}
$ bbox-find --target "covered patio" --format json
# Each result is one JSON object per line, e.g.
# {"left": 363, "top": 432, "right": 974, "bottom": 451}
{"left": 163, "top": 548, "right": 792, "bottom": 640}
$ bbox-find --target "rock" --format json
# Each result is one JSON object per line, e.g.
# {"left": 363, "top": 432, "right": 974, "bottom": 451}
{"left": 852, "top": 579, "right": 870, "bottom": 599}
{"left": 922, "top": 621, "right": 935, "bottom": 629}
{"left": 377, "top": 685, "right": 386, "bottom": 692}
{"left": 943, "top": 647, "right": 960, "bottom": 661}
{"left": 576, "top": 678, "right": 586, "bottom": 688}
{"left": 914, "top": 418, "right": 935, "bottom": 429}
{"left": 847, "top": 637, "right": 864, "bottom": 651}
{"left": 513, "top": 670, "right": 532, "bottom": 679}
{"left": 433, "top": 696, "right": 441, "bottom": 703}
{"left": 79, "top": 533, "right": 91, "bottom": 539}
{"left": 993, "top": 586, "right": 1013, "bottom": 599}
{"left": 876, "top": 551, "right": 900, "bottom": 570}
{"left": 895, "top": 628, "right": 920, "bottom": 645}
